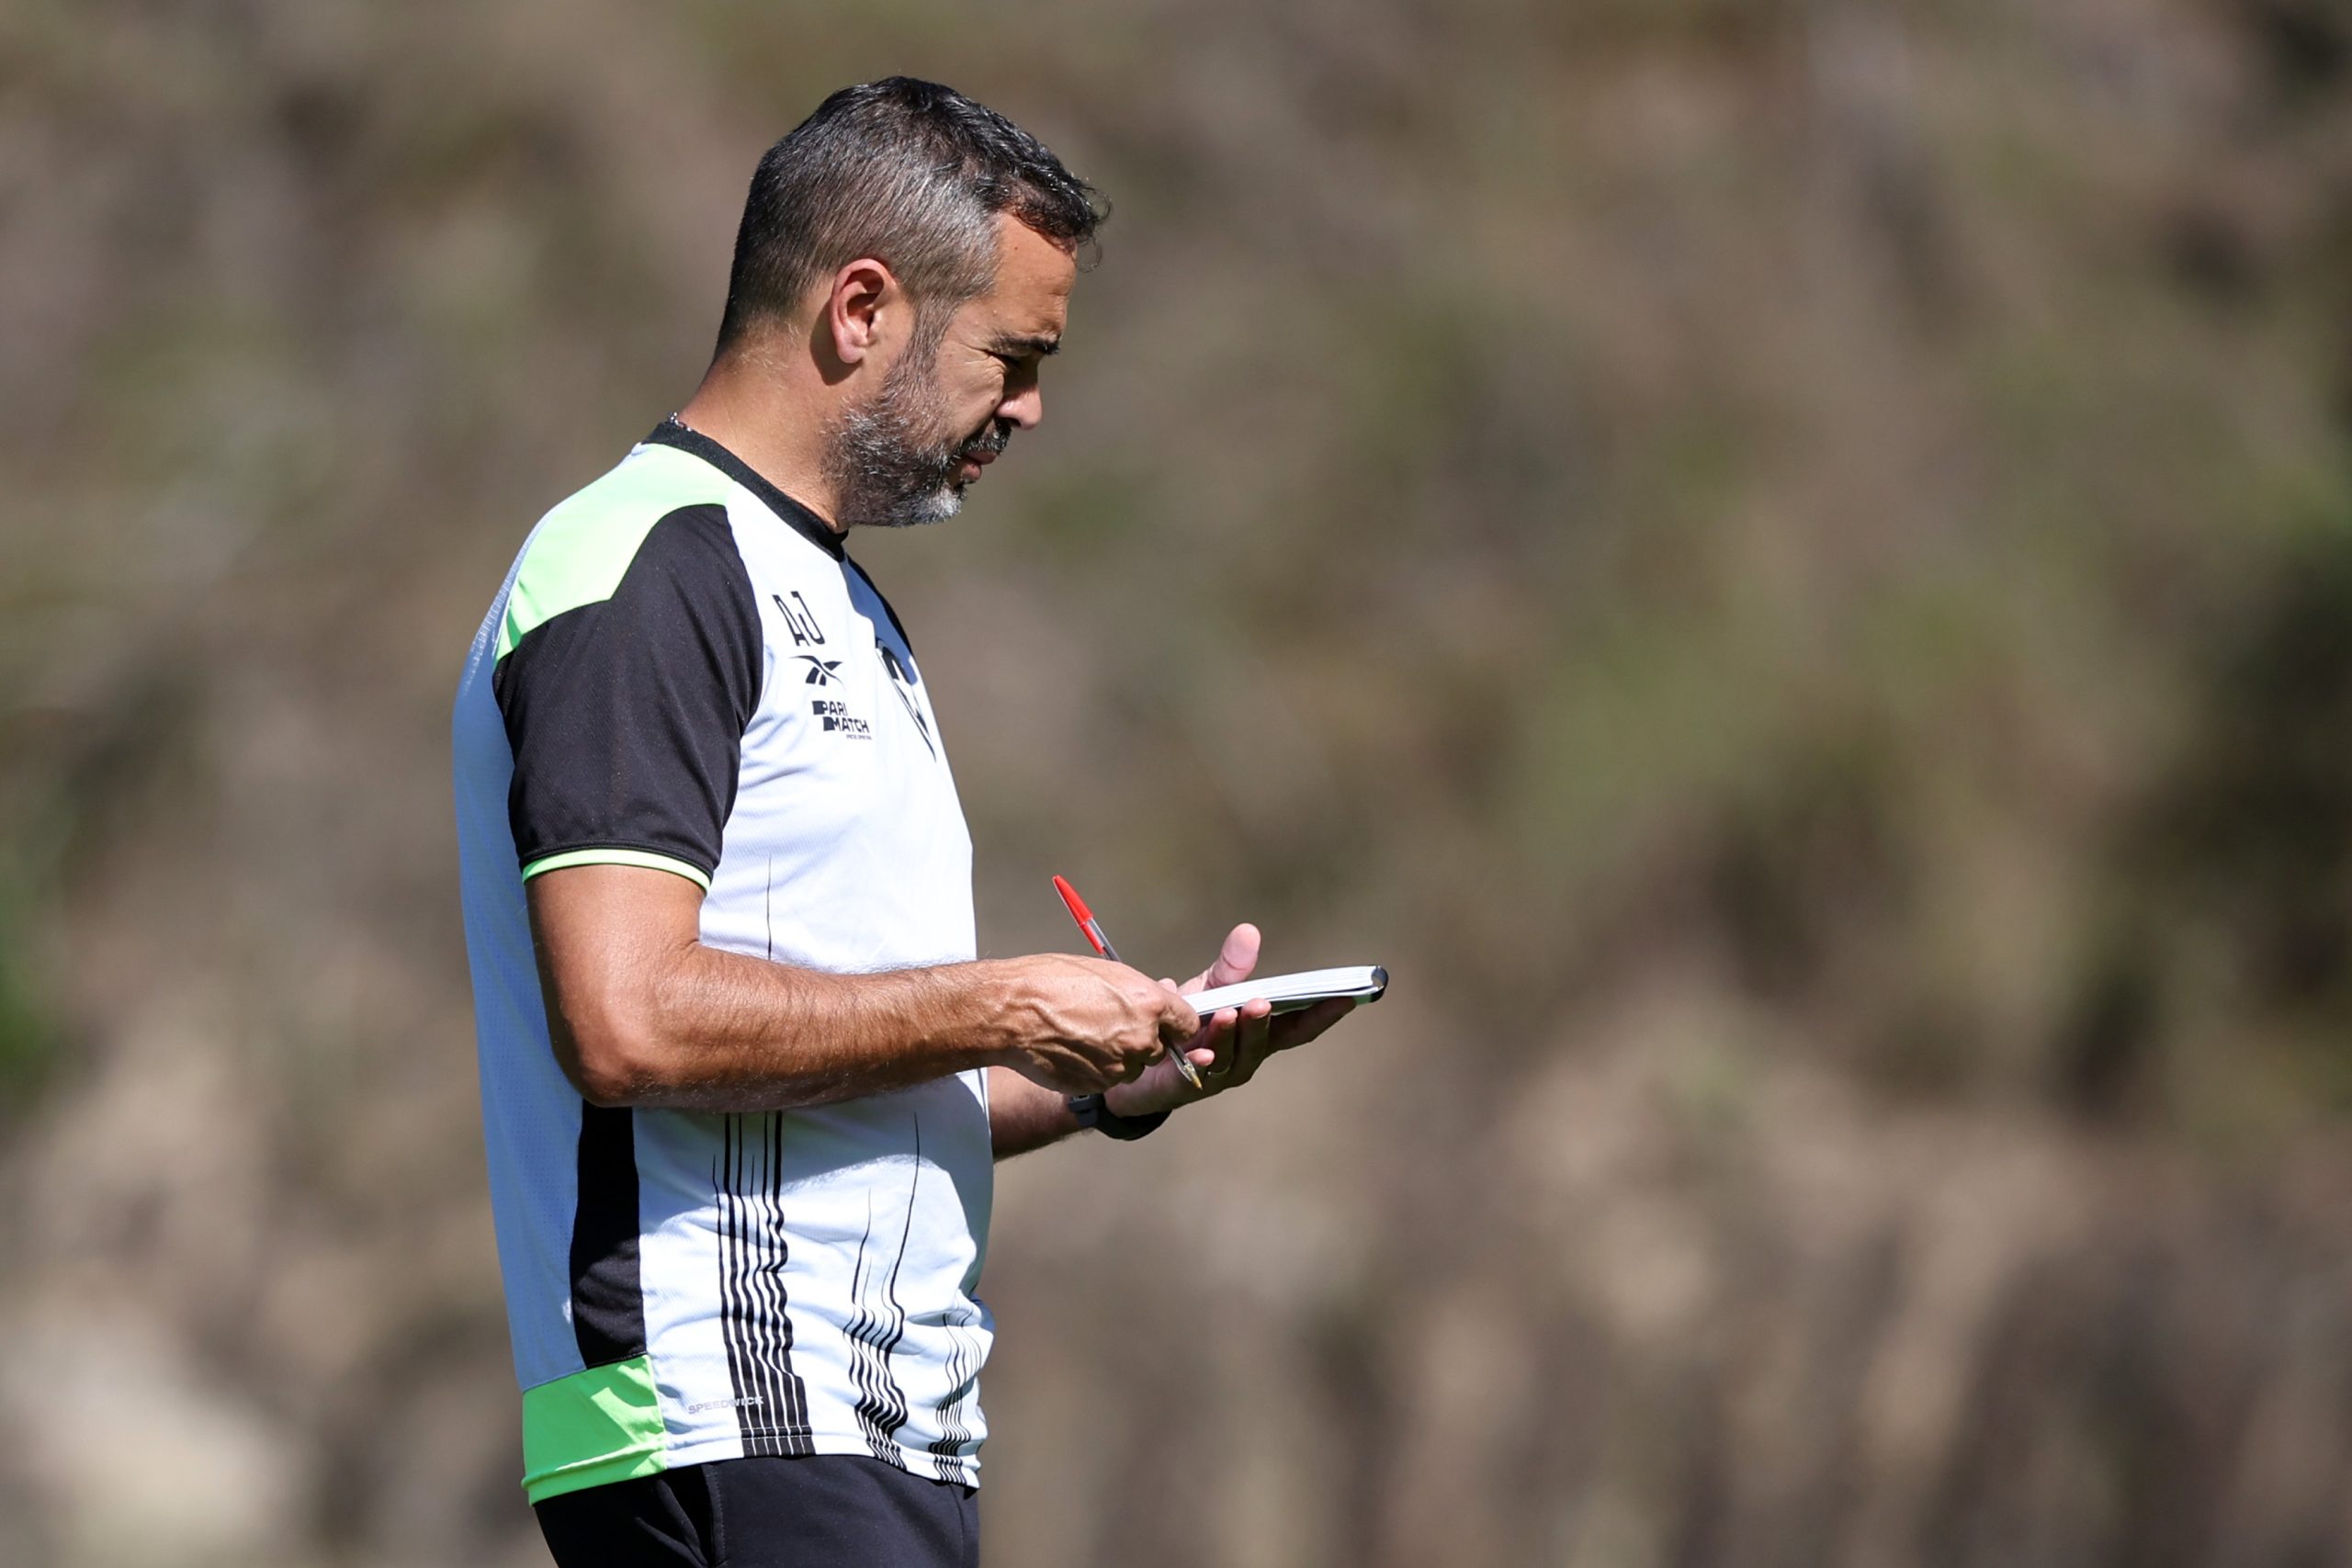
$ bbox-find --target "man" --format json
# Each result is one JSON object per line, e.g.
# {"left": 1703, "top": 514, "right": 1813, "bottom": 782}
{"left": 451, "top": 78, "right": 1357, "bottom": 1568}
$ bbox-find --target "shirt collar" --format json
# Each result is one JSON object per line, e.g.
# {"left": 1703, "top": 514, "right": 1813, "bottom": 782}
{"left": 644, "top": 417, "right": 847, "bottom": 560}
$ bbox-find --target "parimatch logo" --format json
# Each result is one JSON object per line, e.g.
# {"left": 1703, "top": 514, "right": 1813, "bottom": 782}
{"left": 812, "top": 698, "right": 870, "bottom": 738}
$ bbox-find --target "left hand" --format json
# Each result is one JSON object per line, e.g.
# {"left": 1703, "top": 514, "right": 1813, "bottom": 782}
{"left": 1102, "top": 923, "right": 1358, "bottom": 1119}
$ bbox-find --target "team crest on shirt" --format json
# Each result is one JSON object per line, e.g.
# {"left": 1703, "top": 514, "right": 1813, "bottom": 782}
{"left": 879, "top": 646, "right": 937, "bottom": 760}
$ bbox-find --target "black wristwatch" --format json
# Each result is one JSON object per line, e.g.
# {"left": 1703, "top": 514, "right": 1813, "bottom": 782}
{"left": 1068, "top": 1093, "right": 1170, "bottom": 1141}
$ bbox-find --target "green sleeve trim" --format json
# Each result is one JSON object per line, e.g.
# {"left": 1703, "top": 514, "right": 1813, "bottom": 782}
{"left": 521, "top": 849, "right": 713, "bottom": 891}
{"left": 521, "top": 1355, "right": 670, "bottom": 1503}
{"left": 497, "top": 446, "right": 734, "bottom": 659}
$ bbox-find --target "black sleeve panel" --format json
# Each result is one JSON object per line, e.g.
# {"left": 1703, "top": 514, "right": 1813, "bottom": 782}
{"left": 493, "top": 504, "right": 763, "bottom": 879}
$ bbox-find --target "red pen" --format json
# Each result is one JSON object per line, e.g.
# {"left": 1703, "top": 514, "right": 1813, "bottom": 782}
{"left": 1052, "top": 874, "right": 1204, "bottom": 1090}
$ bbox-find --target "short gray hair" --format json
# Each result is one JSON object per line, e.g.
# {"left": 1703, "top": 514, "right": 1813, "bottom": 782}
{"left": 715, "top": 78, "right": 1103, "bottom": 351}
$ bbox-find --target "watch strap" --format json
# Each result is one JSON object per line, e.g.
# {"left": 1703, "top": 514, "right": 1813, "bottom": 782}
{"left": 1068, "top": 1093, "right": 1169, "bottom": 1141}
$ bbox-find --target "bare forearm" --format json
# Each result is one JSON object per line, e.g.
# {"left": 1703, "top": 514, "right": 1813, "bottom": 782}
{"left": 526, "top": 863, "right": 1195, "bottom": 1114}
{"left": 564, "top": 942, "right": 1012, "bottom": 1112}
{"left": 988, "top": 1066, "right": 1082, "bottom": 1157}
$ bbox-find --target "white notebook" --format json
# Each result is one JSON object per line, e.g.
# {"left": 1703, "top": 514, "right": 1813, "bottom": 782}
{"left": 1183, "top": 964, "right": 1388, "bottom": 1016}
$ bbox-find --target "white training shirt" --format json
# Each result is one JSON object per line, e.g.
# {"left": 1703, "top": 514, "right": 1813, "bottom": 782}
{"left": 452, "top": 420, "right": 992, "bottom": 1504}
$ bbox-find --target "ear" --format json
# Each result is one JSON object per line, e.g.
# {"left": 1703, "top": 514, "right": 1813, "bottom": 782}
{"left": 823, "top": 258, "right": 898, "bottom": 367}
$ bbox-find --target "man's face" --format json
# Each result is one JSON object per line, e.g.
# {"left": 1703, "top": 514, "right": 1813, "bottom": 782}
{"left": 827, "top": 215, "right": 1077, "bottom": 529}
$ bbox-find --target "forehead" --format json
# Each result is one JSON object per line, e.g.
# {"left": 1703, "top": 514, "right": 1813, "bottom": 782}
{"left": 962, "top": 213, "right": 1077, "bottom": 334}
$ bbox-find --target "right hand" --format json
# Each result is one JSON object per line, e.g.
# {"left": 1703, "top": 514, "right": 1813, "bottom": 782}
{"left": 989, "top": 953, "right": 1201, "bottom": 1094}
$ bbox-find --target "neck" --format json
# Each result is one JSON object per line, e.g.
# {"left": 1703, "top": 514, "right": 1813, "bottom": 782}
{"left": 673, "top": 341, "right": 846, "bottom": 532}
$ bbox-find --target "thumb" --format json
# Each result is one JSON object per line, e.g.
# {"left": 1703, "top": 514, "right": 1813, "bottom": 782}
{"left": 1204, "top": 923, "right": 1260, "bottom": 990}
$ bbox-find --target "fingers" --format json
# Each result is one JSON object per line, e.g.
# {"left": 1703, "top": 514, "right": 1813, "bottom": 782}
{"left": 1216, "top": 997, "right": 1346, "bottom": 1089}
{"left": 1267, "top": 997, "right": 1355, "bottom": 1054}
{"left": 1038, "top": 958, "right": 1201, "bottom": 1087}
{"left": 1218, "top": 997, "right": 1275, "bottom": 1085}
{"left": 1087, "top": 995, "right": 1358, "bottom": 1104}
{"left": 1196, "top": 1007, "right": 1240, "bottom": 1079}
{"left": 1156, "top": 986, "right": 1202, "bottom": 1046}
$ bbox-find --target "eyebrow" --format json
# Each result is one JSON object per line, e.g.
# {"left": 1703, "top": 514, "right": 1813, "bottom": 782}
{"left": 988, "top": 333, "right": 1061, "bottom": 359}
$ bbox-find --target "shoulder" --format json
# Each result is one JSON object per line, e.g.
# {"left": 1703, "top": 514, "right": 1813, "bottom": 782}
{"left": 498, "top": 444, "right": 746, "bottom": 660}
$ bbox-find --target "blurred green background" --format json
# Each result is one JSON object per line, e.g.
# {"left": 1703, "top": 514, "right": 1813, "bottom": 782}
{"left": 6, "top": 1, "right": 2352, "bottom": 1563}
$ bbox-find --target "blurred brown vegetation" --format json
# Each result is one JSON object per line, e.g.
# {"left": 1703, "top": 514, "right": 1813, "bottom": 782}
{"left": 6, "top": 0, "right": 2352, "bottom": 1564}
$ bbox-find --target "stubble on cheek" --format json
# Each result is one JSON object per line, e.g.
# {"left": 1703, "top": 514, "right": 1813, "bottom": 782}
{"left": 826, "top": 361, "right": 960, "bottom": 526}
{"left": 825, "top": 322, "right": 1032, "bottom": 527}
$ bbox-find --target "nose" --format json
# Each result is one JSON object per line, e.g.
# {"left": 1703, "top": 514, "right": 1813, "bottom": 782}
{"left": 998, "top": 369, "right": 1044, "bottom": 430}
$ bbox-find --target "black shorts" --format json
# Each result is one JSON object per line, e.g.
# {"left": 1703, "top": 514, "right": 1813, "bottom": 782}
{"left": 535, "top": 1455, "right": 979, "bottom": 1568}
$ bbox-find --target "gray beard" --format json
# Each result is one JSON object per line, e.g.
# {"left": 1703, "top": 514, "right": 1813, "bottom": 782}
{"left": 827, "top": 343, "right": 1003, "bottom": 529}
